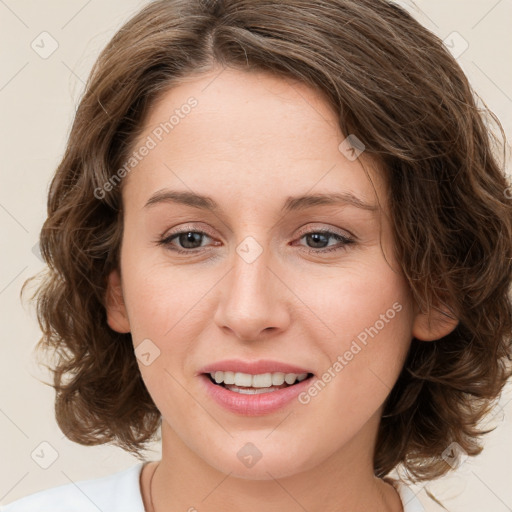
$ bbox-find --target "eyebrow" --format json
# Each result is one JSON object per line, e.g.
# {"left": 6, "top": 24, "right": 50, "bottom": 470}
{"left": 144, "top": 189, "right": 378, "bottom": 213}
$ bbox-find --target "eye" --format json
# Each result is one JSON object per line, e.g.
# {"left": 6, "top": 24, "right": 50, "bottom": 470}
{"left": 295, "top": 229, "right": 355, "bottom": 254}
{"left": 157, "top": 229, "right": 215, "bottom": 254}
{"left": 156, "top": 227, "right": 355, "bottom": 255}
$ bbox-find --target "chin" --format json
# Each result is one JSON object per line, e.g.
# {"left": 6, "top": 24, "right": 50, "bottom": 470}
{"left": 201, "top": 437, "right": 323, "bottom": 481}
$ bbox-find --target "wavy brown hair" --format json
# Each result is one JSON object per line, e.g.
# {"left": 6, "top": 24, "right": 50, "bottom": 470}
{"left": 21, "top": 0, "right": 512, "bottom": 484}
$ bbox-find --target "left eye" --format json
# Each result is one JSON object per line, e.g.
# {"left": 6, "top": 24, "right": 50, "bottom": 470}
{"left": 296, "top": 230, "right": 354, "bottom": 253}
{"left": 157, "top": 229, "right": 354, "bottom": 254}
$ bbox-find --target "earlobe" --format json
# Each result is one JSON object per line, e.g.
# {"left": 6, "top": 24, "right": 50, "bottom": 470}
{"left": 105, "top": 268, "right": 131, "bottom": 333}
{"left": 412, "top": 303, "right": 459, "bottom": 341}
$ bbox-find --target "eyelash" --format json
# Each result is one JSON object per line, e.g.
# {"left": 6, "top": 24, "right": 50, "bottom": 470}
{"left": 156, "top": 227, "right": 355, "bottom": 255}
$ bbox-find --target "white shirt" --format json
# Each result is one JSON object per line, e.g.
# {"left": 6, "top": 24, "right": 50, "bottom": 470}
{"left": 1, "top": 462, "right": 425, "bottom": 511}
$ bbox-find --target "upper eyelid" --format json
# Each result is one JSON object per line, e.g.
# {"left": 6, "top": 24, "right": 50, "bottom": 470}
{"left": 295, "top": 224, "right": 355, "bottom": 240}
{"left": 163, "top": 222, "right": 354, "bottom": 239}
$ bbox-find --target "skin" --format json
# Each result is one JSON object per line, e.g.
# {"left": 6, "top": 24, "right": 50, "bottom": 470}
{"left": 106, "top": 65, "right": 457, "bottom": 512}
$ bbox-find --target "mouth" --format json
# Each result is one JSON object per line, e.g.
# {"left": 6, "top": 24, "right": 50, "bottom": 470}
{"left": 200, "top": 369, "right": 316, "bottom": 415}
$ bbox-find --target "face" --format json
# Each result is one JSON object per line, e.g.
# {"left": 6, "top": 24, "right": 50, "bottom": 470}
{"left": 106, "top": 66, "right": 446, "bottom": 480}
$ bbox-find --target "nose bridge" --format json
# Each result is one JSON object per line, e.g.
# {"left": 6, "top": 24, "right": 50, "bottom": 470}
{"left": 214, "top": 235, "right": 289, "bottom": 340}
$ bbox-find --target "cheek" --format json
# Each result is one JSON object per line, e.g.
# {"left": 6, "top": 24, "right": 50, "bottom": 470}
{"left": 293, "top": 254, "right": 414, "bottom": 400}
{"left": 119, "top": 261, "right": 205, "bottom": 410}
{"left": 118, "top": 253, "right": 220, "bottom": 402}
{"left": 294, "top": 249, "right": 413, "bottom": 345}
{"left": 120, "top": 254, "right": 212, "bottom": 338}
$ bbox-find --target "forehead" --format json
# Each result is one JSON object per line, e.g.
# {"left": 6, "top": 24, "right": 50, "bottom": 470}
{"left": 123, "top": 67, "right": 385, "bottom": 211}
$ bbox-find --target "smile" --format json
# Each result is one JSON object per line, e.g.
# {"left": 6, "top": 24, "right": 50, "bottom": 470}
{"left": 201, "top": 372, "right": 315, "bottom": 415}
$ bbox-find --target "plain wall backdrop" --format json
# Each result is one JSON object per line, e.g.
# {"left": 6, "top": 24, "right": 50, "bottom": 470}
{"left": 1, "top": 1, "right": 511, "bottom": 510}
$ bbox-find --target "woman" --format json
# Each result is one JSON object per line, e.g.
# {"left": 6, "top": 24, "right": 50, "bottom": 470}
{"left": 7, "top": 0, "right": 511, "bottom": 510}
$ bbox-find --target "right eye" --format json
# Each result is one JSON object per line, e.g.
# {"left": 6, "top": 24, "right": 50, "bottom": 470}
{"left": 157, "top": 230, "right": 215, "bottom": 253}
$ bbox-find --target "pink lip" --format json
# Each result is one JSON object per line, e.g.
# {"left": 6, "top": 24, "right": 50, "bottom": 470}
{"left": 199, "top": 373, "right": 314, "bottom": 415}
{"left": 197, "top": 359, "right": 313, "bottom": 376}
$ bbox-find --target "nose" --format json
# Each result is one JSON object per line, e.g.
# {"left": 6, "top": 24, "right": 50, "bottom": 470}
{"left": 213, "top": 245, "right": 291, "bottom": 342}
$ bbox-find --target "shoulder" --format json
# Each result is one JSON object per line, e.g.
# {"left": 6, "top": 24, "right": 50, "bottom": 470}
{"left": 1, "top": 462, "right": 146, "bottom": 512}
{"left": 389, "top": 479, "right": 426, "bottom": 512}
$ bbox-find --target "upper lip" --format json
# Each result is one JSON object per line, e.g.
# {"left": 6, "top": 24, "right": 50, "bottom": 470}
{"left": 198, "top": 359, "right": 314, "bottom": 376}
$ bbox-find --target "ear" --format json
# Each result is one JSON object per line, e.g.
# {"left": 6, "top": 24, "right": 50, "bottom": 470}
{"left": 105, "top": 268, "right": 131, "bottom": 333}
{"left": 412, "top": 301, "right": 459, "bottom": 341}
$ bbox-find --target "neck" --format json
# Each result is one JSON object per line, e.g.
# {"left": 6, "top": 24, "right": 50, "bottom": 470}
{"left": 141, "top": 420, "right": 402, "bottom": 512}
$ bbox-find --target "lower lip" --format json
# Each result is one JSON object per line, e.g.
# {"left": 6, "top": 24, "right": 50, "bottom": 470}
{"left": 199, "top": 374, "right": 314, "bottom": 416}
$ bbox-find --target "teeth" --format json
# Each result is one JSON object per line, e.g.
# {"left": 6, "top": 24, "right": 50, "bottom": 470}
{"left": 211, "top": 371, "right": 309, "bottom": 388}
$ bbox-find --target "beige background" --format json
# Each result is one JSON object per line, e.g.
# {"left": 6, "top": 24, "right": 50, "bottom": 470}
{"left": 1, "top": 0, "right": 511, "bottom": 510}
